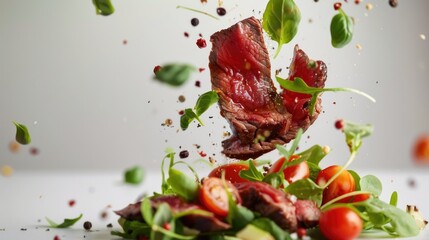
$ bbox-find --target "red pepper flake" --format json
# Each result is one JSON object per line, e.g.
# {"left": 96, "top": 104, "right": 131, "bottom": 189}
{"left": 153, "top": 65, "right": 161, "bottom": 74}
{"left": 198, "top": 151, "right": 207, "bottom": 157}
{"left": 178, "top": 110, "right": 184, "bottom": 115}
{"left": 335, "top": 119, "right": 344, "bottom": 130}
{"left": 199, "top": 68, "right": 205, "bottom": 72}
{"left": 389, "top": 0, "right": 398, "bottom": 7}
{"left": 122, "top": 39, "right": 128, "bottom": 45}
{"left": 334, "top": 2, "right": 342, "bottom": 10}
{"left": 101, "top": 211, "right": 108, "bottom": 219}
{"left": 30, "top": 147, "right": 39, "bottom": 155}
{"left": 354, "top": 0, "right": 361, "bottom": 4}
{"left": 54, "top": 236, "right": 60, "bottom": 240}
{"left": 163, "top": 223, "right": 171, "bottom": 230}
{"left": 195, "top": 80, "right": 201, "bottom": 87}
{"left": 68, "top": 199, "right": 76, "bottom": 207}
{"left": 196, "top": 38, "right": 207, "bottom": 48}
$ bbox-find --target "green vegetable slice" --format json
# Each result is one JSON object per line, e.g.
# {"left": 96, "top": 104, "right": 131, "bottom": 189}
{"left": 46, "top": 214, "right": 83, "bottom": 228}
{"left": 13, "top": 121, "right": 31, "bottom": 145}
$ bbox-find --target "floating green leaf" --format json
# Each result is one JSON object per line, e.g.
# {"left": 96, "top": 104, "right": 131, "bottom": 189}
{"left": 92, "top": 0, "right": 115, "bottom": 16}
{"left": 154, "top": 63, "right": 196, "bottom": 87}
{"left": 330, "top": 9, "right": 353, "bottom": 48}
{"left": 180, "top": 91, "right": 219, "bottom": 130}
{"left": 124, "top": 166, "right": 145, "bottom": 184}
{"left": 13, "top": 121, "right": 31, "bottom": 145}
{"left": 46, "top": 214, "right": 83, "bottom": 228}
{"left": 263, "top": 0, "right": 301, "bottom": 58}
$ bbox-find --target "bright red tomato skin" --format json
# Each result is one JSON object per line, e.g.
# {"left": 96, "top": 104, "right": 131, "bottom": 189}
{"left": 268, "top": 155, "right": 310, "bottom": 183}
{"left": 352, "top": 193, "right": 370, "bottom": 202}
{"left": 199, "top": 177, "right": 241, "bottom": 217}
{"left": 319, "top": 207, "right": 363, "bottom": 240}
{"left": 316, "top": 165, "right": 356, "bottom": 205}
{"left": 208, "top": 163, "right": 250, "bottom": 184}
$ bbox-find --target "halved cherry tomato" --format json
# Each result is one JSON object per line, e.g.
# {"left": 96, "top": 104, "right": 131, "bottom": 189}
{"left": 413, "top": 134, "right": 429, "bottom": 163}
{"left": 319, "top": 207, "right": 363, "bottom": 240}
{"left": 268, "top": 155, "right": 310, "bottom": 183}
{"left": 316, "top": 165, "right": 355, "bottom": 205}
{"left": 208, "top": 163, "right": 250, "bottom": 184}
{"left": 352, "top": 193, "right": 370, "bottom": 202}
{"left": 199, "top": 177, "right": 241, "bottom": 217}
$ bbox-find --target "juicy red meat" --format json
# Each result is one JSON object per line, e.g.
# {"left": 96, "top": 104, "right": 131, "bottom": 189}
{"left": 209, "top": 17, "right": 327, "bottom": 160}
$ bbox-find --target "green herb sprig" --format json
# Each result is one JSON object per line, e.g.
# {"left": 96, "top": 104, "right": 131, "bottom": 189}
{"left": 180, "top": 90, "right": 219, "bottom": 130}
{"left": 276, "top": 77, "right": 376, "bottom": 115}
{"left": 46, "top": 214, "right": 83, "bottom": 228}
{"left": 262, "top": 0, "right": 301, "bottom": 58}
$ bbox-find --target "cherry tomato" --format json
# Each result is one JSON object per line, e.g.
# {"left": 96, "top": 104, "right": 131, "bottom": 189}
{"left": 319, "top": 207, "right": 363, "bottom": 240}
{"left": 208, "top": 163, "right": 250, "bottom": 184}
{"left": 268, "top": 155, "right": 310, "bottom": 183}
{"left": 413, "top": 134, "right": 429, "bottom": 163}
{"left": 352, "top": 193, "right": 370, "bottom": 202}
{"left": 316, "top": 165, "right": 355, "bottom": 205}
{"left": 199, "top": 177, "right": 241, "bottom": 217}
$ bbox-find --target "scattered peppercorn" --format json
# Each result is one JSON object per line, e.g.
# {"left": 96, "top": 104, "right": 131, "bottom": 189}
{"left": 196, "top": 38, "right": 207, "bottom": 48}
{"left": 184, "top": 32, "right": 189, "bottom": 38}
{"left": 199, "top": 68, "right": 205, "bottom": 72}
{"left": 54, "top": 236, "right": 60, "bottom": 240}
{"left": 389, "top": 0, "right": 398, "bottom": 7}
{"left": 9, "top": 141, "right": 20, "bottom": 153}
{"left": 68, "top": 199, "right": 76, "bottom": 207}
{"left": 354, "top": 0, "right": 361, "bottom": 4}
{"left": 179, "top": 150, "right": 189, "bottom": 159}
{"left": 30, "top": 147, "right": 39, "bottom": 155}
{"left": 216, "top": 7, "right": 226, "bottom": 16}
{"left": 106, "top": 223, "right": 113, "bottom": 228}
{"left": 191, "top": 18, "right": 199, "bottom": 26}
{"left": 195, "top": 80, "right": 201, "bottom": 87}
{"left": 178, "top": 95, "right": 186, "bottom": 102}
{"left": 101, "top": 211, "right": 108, "bottom": 219}
{"left": 122, "top": 39, "right": 128, "bottom": 45}
{"left": 178, "top": 110, "right": 184, "bottom": 115}
{"left": 334, "top": 2, "right": 342, "bottom": 10}
{"left": 83, "top": 221, "right": 92, "bottom": 231}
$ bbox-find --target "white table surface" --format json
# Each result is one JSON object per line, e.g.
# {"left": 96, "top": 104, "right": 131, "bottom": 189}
{"left": 1, "top": 170, "right": 428, "bottom": 240}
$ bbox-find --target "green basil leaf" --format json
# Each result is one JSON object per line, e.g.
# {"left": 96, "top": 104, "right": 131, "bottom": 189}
{"left": 92, "top": 0, "right": 115, "bottom": 16}
{"left": 45, "top": 214, "right": 83, "bottom": 228}
{"left": 251, "top": 218, "right": 293, "bottom": 240}
{"left": 13, "top": 121, "right": 31, "bottom": 145}
{"left": 154, "top": 63, "right": 196, "bottom": 87}
{"left": 180, "top": 108, "right": 198, "bottom": 130}
{"left": 276, "top": 77, "right": 376, "bottom": 116}
{"left": 360, "top": 175, "right": 382, "bottom": 197}
{"left": 239, "top": 160, "right": 264, "bottom": 182}
{"left": 262, "top": 0, "right": 301, "bottom": 57}
{"left": 363, "top": 198, "right": 420, "bottom": 237}
{"left": 330, "top": 9, "right": 353, "bottom": 48}
{"left": 285, "top": 178, "right": 323, "bottom": 206}
{"left": 167, "top": 168, "right": 199, "bottom": 201}
{"left": 124, "top": 166, "right": 145, "bottom": 184}
{"left": 195, "top": 91, "right": 219, "bottom": 116}
{"left": 389, "top": 191, "right": 398, "bottom": 207}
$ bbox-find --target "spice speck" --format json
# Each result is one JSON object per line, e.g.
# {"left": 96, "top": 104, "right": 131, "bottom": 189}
{"left": 83, "top": 221, "right": 92, "bottom": 231}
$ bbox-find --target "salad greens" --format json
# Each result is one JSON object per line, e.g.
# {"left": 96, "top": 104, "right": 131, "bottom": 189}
{"left": 262, "top": 0, "right": 301, "bottom": 58}
{"left": 154, "top": 63, "right": 197, "bottom": 87}
{"left": 92, "top": 0, "right": 115, "bottom": 16}
{"left": 46, "top": 214, "right": 83, "bottom": 228}
{"left": 330, "top": 8, "right": 354, "bottom": 48}
{"left": 124, "top": 166, "right": 145, "bottom": 185}
{"left": 276, "top": 77, "right": 376, "bottom": 115}
{"left": 180, "top": 90, "right": 219, "bottom": 130}
{"left": 13, "top": 121, "right": 31, "bottom": 145}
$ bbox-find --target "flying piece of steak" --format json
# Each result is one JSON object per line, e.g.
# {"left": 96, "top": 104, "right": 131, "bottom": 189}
{"left": 209, "top": 17, "right": 327, "bottom": 160}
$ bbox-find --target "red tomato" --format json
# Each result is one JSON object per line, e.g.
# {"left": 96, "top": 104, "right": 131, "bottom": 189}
{"left": 199, "top": 177, "right": 241, "bottom": 217}
{"left": 316, "top": 165, "right": 355, "bottom": 205}
{"left": 413, "top": 135, "right": 429, "bottom": 163}
{"left": 352, "top": 193, "right": 370, "bottom": 202}
{"left": 319, "top": 207, "right": 363, "bottom": 240}
{"left": 268, "top": 155, "right": 310, "bottom": 183}
{"left": 208, "top": 163, "right": 250, "bottom": 184}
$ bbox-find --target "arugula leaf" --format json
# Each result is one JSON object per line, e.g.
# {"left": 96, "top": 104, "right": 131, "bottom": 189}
{"left": 13, "top": 121, "right": 31, "bottom": 145}
{"left": 262, "top": 0, "right": 301, "bottom": 58}
{"left": 124, "top": 166, "right": 145, "bottom": 184}
{"left": 343, "top": 121, "right": 373, "bottom": 153}
{"left": 295, "top": 145, "right": 328, "bottom": 181}
{"left": 167, "top": 168, "right": 199, "bottom": 201}
{"left": 276, "top": 77, "right": 376, "bottom": 115}
{"left": 251, "top": 218, "right": 292, "bottom": 240}
{"left": 45, "top": 214, "right": 83, "bottom": 228}
{"left": 262, "top": 173, "right": 284, "bottom": 189}
{"left": 181, "top": 91, "right": 219, "bottom": 130}
{"left": 239, "top": 160, "right": 264, "bottom": 182}
{"left": 285, "top": 178, "right": 323, "bottom": 206}
{"left": 154, "top": 63, "right": 196, "bottom": 87}
{"left": 92, "top": 0, "right": 115, "bottom": 16}
{"left": 330, "top": 9, "right": 353, "bottom": 48}
{"left": 360, "top": 175, "right": 382, "bottom": 197}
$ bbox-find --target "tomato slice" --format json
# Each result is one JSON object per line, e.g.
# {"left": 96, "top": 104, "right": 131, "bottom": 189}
{"left": 319, "top": 207, "right": 363, "bottom": 240}
{"left": 208, "top": 163, "right": 250, "bottom": 184}
{"left": 268, "top": 155, "right": 310, "bottom": 183}
{"left": 316, "top": 165, "right": 356, "bottom": 205}
{"left": 199, "top": 177, "right": 241, "bottom": 217}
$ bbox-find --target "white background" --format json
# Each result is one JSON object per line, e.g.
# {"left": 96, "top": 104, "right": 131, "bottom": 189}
{"left": 1, "top": 0, "right": 429, "bottom": 172}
